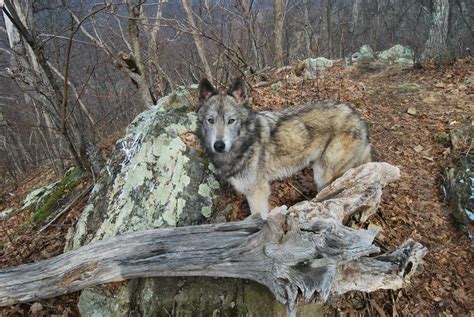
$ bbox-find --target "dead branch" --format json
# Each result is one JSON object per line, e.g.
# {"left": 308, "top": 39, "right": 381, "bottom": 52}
{"left": 0, "top": 163, "right": 426, "bottom": 316}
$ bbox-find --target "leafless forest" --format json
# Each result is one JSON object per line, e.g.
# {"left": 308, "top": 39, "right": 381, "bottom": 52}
{"left": 0, "top": 0, "right": 472, "bottom": 182}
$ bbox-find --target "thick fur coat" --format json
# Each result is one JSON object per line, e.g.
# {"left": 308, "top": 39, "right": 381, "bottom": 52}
{"left": 197, "top": 79, "right": 371, "bottom": 219}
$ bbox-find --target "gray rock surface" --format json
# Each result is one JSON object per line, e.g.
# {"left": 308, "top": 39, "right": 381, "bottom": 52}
{"left": 67, "top": 90, "right": 221, "bottom": 249}
{"left": 68, "top": 89, "right": 323, "bottom": 316}
{"left": 358, "top": 45, "right": 376, "bottom": 64}
{"left": 377, "top": 44, "right": 414, "bottom": 65}
{"left": 303, "top": 57, "right": 335, "bottom": 79}
{"left": 444, "top": 155, "right": 474, "bottom": 239}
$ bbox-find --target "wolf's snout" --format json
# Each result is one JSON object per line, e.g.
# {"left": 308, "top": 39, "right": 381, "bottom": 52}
{"left": 213, "top": 140, "right": 225, "bottom": 153}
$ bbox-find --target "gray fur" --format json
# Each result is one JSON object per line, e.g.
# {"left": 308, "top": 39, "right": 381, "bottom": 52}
{"left": 197, "top": 79, "right": 371, "bottom": 219}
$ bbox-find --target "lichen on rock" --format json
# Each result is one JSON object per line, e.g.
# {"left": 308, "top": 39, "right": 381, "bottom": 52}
{"left": 67, "top": 89, "right": 221, "bottom": 250}
{"left": 377, "top": 44, "right": 414, "bottom": 65}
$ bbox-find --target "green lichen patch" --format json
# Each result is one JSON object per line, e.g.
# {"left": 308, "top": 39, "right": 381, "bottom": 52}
{"left": 432, "top": 131, "right": 450, "bottom": 146}
{"left": 394, "top": 83, "right": 422, "bottom": 94}
{"left": 30, "top": 167, "right": 83, "bottom": 223}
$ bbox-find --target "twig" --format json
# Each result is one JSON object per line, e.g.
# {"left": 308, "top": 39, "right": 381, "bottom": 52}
{"left": 369, "top": 299, "right": 387, "bottom": 317}
{"left": 287, "top": 181, "right": 311, "bottom": 201}
{"left": 252, "top": 79, "right": 281, "bottom": 88}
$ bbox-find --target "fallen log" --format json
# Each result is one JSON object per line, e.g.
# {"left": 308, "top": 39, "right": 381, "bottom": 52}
{"left": 0, "top": 163, "right": 427, "bottom": 316}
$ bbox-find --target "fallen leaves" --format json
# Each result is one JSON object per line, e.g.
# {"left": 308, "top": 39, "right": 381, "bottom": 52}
{"left": 1, "top": 57, "right": 473, "bottom": 317}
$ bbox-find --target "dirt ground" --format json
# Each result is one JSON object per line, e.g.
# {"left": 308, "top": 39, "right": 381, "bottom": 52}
{"left": 1, "top": 58, "right": 472, "bottom": 316}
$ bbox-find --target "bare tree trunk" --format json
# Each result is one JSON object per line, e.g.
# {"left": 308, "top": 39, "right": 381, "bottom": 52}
{"left": 372, "top": 0, "right": 381, "bottom": 51}
{"left": 145, "top": 1, "right": 174, "bottom": 95}
{"left": 325, "top": 0, "right": 333, "bottom": 59}
{"left": 32, "top": 101, "right": 64, "bottom": 174}
{"left": 239, "top": 0, "right": 263, "bottom": 69}
{"left": 422, "top": 0, "right": 450, "bottom": 62}
{"left": 303, "top": 0, "right": 313, "bottom": 57}
{"left": 181, "top": 0, "right": 213, "bottom": 82}
{"left": 273, "top": 0, "right": 285, "bottom": 67}
{"left": 124, "top": 0, "right": 156, "bottom": 106}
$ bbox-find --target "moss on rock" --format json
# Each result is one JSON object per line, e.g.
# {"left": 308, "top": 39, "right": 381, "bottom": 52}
{"left": 30, "top": 167, "right": 83, "bottom": 223}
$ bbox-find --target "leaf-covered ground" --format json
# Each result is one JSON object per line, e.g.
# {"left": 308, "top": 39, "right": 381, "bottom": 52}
{"left": 0, "top": 58, "right": 472, "bottom": 316}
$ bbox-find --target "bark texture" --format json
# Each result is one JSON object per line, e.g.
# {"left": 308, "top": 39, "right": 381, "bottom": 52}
{"left": 273, "top": 0, "right": 285, "bottom": 67}
{"left": 422, "top": 0, "right": 450, "bottom": 62}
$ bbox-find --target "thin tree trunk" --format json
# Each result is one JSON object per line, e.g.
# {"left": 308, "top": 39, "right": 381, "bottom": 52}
{"left": 303, "top": 0, "right": 312, "bottom": 57}
{"left": 273, "top": 0, "right": 285, "bottom": 67}
{"left": 240, "top": 0, "right": 262, "bottom": 69}
{"left": 326, "top": 0, "right": 333, "bottom": 59}
{"left": 181, "top": 0, "right": 213, "bottom": 82}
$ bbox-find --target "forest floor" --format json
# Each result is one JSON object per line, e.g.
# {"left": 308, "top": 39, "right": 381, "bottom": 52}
{"left": 0, "top": 57, "right": 473, "bottom": 316}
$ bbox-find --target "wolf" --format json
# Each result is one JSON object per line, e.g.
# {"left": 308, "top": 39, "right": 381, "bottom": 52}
{"left": 197, "top": 78, "right": 371, "bottom": 219}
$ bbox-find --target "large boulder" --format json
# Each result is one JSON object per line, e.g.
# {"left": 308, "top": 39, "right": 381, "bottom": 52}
{"left": 377, "top": 44, "right": 414, "bottom": 65}
{"left": 66, "top": 90, "right": 221, "bottom": 249}
{"left": 302, "top": 57, "right": 335, "bottom": 79}
{"left": 67, "top": 89, "right": 322, "bottom": 316}
{"left": 351, "top": 45, "right": 375, "bottom": 64}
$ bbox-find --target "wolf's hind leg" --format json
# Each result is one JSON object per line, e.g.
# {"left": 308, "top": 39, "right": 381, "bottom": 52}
{"left": 246, "top": 182, "right": 271, "bottom": 220}
{"left": 312, "top": 163, "right": 334, "bottom": 192}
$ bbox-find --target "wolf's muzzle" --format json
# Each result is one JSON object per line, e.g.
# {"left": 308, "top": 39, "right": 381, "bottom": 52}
{"left": 213, "top": 140, "right": 225, "bottom": 153}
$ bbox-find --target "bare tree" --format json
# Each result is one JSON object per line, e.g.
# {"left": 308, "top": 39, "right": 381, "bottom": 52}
{"left": 181, "top": 0, "right": 213, "bottom": 81}
{"left": 422, "top": 0, "right": 450, "bottom": 62}
{"left": 325, "top": 0, "right": 334, "bottom": 59}
{"left": 2, "top": 0, "right": 104, "bottom": 175}
{"left": 238, "top": 0, "right": 264, "bottom": 69}
{"left": 273, "top": 0, "right": 285, "bottom": 67}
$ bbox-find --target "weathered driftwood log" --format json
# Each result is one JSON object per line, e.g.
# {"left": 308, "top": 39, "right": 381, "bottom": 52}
{"left": 0, "top": 163, "right": 426, "bottom": 316}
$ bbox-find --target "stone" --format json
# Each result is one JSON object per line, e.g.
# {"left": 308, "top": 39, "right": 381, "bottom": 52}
{"left": 303, "top": 57, "right": 335, "bottom": 79}
{"left": 407, "top": 107, "right": 417, "bottom": 115}
{"left": 30, "top": 302, "right": 43, "bottom": 314}
{"left": 444, "top": 155, "right": 474, "bottom": 239}
{"left": 69, "top": 88, "right": 324, "bottom": 316}
{"left": 358, "top": 45, "right": 376, "bottom": 64}
{"left": 22, "top": 183, "right": 57, "bottom": 211}
{"left": 414, "top": 145, "right": 424, "bottom": 153}
{"left": 351, "top": 45, "right": 376, "bottom": 64}
{"left": 377, "top": 45, "right": 414, "bottom": 65}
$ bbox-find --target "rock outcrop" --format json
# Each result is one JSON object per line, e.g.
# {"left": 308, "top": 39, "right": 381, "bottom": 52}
{"left": 377, "top": 44, "right": 414, "bottom": 65}
{"left": 351, "top": 44, "right": 414, "bottom": 66}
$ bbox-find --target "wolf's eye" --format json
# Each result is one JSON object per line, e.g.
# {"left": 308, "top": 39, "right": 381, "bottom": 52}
{"left": 207, "top": 118, "right": 214, "bottom": 124}
{"left": 228, "top": 119, "right": 236, "bottom": 124}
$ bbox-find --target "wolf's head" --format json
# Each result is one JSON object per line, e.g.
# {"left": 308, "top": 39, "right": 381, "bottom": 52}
{"left": 197, "top": 79, "right": 255, "bottom": 156}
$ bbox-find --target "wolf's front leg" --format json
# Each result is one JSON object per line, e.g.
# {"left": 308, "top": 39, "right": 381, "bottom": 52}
{"left": 245, "top": 182, "right": 271, "bottom": 220}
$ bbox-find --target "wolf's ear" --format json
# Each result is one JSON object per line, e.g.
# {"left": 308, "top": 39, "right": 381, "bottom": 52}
{"left": 228, "top": 79, "right": 247, "bottom": 104}
{"left": 198, "top": 78, "right": 217, "bottom": 102}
